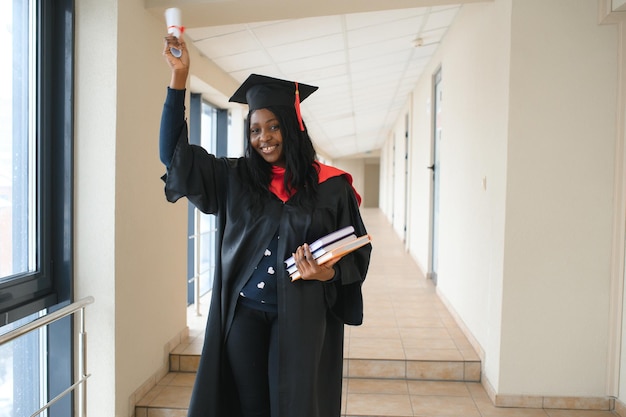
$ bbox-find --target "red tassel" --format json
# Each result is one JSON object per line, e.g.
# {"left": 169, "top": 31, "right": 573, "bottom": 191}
{"left": 294, "top": 82, "right": 304, "bottom": 131}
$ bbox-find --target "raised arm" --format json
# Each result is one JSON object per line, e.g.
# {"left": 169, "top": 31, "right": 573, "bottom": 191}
{"left": 160, "top": 35, "right": 189, "bottom": 167}
{"left": 158, "top": 35, "right": 226, "bottom": 215}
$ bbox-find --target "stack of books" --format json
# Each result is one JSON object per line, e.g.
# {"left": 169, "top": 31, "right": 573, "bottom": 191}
{"left": 285, "top": 226, "right": 371, "bottom": 281}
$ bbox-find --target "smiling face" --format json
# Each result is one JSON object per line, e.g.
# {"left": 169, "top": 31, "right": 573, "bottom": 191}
{"left": 249, "top": 108, "right": 286, "bottom": 167}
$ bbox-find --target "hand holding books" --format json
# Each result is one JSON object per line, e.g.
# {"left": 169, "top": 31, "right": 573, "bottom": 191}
{"left": 286, "top": 226, "right": 372, "bottom": 281}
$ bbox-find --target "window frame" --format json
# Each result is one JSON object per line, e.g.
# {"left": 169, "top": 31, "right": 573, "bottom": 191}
{"left": 0, "top": 0, "right": 74, "bottom": 326}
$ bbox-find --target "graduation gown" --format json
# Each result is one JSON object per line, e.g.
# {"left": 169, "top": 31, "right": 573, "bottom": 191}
{"left": 162, "top": 124, "right": 371, "bottom": 417}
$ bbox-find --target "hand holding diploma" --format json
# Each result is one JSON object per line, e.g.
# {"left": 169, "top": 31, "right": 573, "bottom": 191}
{"left": 162, "top": 8, "right": 189, "bottom": 90}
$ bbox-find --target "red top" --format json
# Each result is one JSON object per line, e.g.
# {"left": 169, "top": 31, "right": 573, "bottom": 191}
{"left": 269, "top": 163, "right": 362, "bottom": 206}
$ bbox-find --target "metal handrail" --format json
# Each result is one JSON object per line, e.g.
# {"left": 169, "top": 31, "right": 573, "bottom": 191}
{"left": 0, "top": 296, "right": 94, "bottom": 345}
{"left": 0, "top": 296, "right": 94, "bottom": 417}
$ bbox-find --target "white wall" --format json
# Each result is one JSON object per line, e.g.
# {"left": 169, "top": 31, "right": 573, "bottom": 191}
{"left": 363, "top": 161, "right": 380, "bottom": 208}
{"left": 384, "top": 0, "right": 620, "bottom": 399}
{"left": 499, "top": 0, "right": 617, "bottom": 396}
{"left": 74, "top": 0, "right": 235, "bottom": 415}
{"left": 333, "top": 158, "right": 366, "bottom": 203}
{"left": 617, "top": 18, "right": 626, "bottom": 406}
{"left": 75, "top": 0, "right": 119, "bottom": 412}
{"left": 399, "top": 0, "right": 512, "bottom": 390}
{"left": 435, "top": 0, "right": 512, "bottom": 393}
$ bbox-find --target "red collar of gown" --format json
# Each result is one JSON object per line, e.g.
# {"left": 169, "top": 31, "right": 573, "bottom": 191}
{"left": 269, "top": 163, "right": 362, "bottom": 206}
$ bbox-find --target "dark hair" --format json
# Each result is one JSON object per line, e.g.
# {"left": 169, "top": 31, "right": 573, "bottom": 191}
{"left": 244, "top": 105, "right": 319, "bottom": 208}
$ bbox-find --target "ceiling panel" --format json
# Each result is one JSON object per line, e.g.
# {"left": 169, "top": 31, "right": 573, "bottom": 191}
{"left": 185, "top": 24, "right": 247, "bottom": 40}
{"left": 212, "top": 50, "right": 271, "bottom": 73}
{"left": 289, "top": 64, "right": 348, "bottom": 84}
{"left": 344, "top": 8, "right": 428, "bottom": 30}
{"left": 277, "top": 51, "right": 346, "bottom": 74}
{"left": 253, "top": 16, "right": 344, "bottom": 47}
{"left": 266, "top": 33, "right": 345, "bottom": 62}
{"left": 346, "top": 16, "right": 426, "bottom": 48}
{"left": 194, "top": 30, "right": 258, "bottom": 57}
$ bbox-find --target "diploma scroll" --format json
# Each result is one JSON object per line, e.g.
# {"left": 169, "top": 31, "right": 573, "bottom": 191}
{"left": 165, "top": 8, "right": 183, "bottom": 58}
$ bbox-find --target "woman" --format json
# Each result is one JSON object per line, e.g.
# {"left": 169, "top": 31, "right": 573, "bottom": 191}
{"left": 160, "top": 34, "right": 371, "bottom": 417}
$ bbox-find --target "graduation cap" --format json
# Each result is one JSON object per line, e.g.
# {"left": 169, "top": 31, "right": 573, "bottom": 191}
{"left": 229, "top": 74, "right": 318, "bottom": 131}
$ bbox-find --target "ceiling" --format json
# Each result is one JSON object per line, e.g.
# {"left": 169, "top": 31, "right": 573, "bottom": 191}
{"left": 148, "top": 1, "right": 467, "bottom": 160}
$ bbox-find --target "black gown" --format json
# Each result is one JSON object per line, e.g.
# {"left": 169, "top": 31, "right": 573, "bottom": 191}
{"left": 162, "top": 121, "right": 371, "bottom": 417}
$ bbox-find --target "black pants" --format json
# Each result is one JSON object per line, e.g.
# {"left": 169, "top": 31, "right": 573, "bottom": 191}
{"left": 225, "top": 302, "right": 279, "bottom": 417}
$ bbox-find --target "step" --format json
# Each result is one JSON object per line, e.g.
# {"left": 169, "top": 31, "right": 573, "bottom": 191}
{"left": 170, "top": 349, "right": 480, "bottom": 382}
{"left": 136, "top": 372, "right": 484, "bottom": 417}
{"left": 169, "top": 355, "right": 482, "bottom": 382}
{"left": 137, "top": 354, "right": 480, "bottom": 416}
{"left": 135, "top": 372, "right": 193, "bottom": 417}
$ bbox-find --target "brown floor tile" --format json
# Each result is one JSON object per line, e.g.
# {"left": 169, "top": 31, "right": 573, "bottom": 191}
{"left": 347, "top": 359, "right": 406, "bottom": 379}
{"left": 408, "top": 381, "right": 471, "bottom": 397}
{"left": 168, "top": 372, "right": 196, "bottom": 387}
{"left": 146, "top": 385, "right": 192, "bottom": 408}
{"left": 350, "top": 325, "right": 402, "bottom": 339}
{"left": 136, "top": 385, "right": 165, "bottom": 407}
{"left": 401, "top": 337, "right": 457, "bottom": 350}
{"left": 410, "top": 395, "right": 481, "bottom": 416}
{"left": 147, "top": 409, "right": 188, "bottom": 417}
{"left": 348, "top": 378, "right": 409, "bottom": 395}
{"left": 404, "top": 348, "right": 464, "bottom": 361}
{"left": 346, "top": 393, "right": 414, "bottom": 417}
{"left": 407, "top": 360, "right": 465, "bottom": 381}
{"left": 349, "top": 337, "right": 406, "bottom": 360}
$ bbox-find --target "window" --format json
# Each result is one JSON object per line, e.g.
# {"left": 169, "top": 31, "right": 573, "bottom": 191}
{"left": 188, "top": 94, "right": 218, "bottom": 305}
{"left": 0, "top": 0, "right": 74, "bottom": 416}
{"left": 0, "top": 312, "right": 45, "bottom": 417}
{"left": 198, "top": 100, "right": 220, "bottom": 297}
{"left": 0, "top": 0, "right": 73, "bottom": 324}
{"left": 0, "top": 0, "right": 38, "bottom": 297}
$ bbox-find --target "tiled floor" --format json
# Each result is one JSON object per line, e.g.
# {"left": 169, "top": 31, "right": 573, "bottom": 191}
{"left": 139, "top": 208, "right": 618, "bottom": 417}
{"left": 344, "top": 209, "right": 480, "bottom": 383}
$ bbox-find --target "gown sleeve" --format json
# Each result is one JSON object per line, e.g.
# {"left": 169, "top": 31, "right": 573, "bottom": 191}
{"left": 324, "top": 177, "right": 372, "bottom": 325}
{"left": 159, "top": 87, "right": 186, "bottom": 168}
{"left": 159, "top": 88, "right": 226, "bottom": 215}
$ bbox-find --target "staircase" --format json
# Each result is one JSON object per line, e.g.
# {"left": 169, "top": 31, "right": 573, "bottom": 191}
{"left": 135, "top": 330, "right": 480, "bottom": 417}
{"left": 135, "top": 209, "right": 482, "bottom": 417}
{"left": 134, "top": 280, "right": 481, "bottom": 416}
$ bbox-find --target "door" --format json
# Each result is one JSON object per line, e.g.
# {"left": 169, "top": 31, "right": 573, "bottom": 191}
{"left": 429, "top": 68, "right": 443, "bottom": 285}
{"left": 404, "top": 113, "right": 410, "bottom": 244}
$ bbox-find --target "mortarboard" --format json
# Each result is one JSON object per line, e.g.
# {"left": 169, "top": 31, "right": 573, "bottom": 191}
{"left": 229, "top": 74, "right": 318, "bottom": 131}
